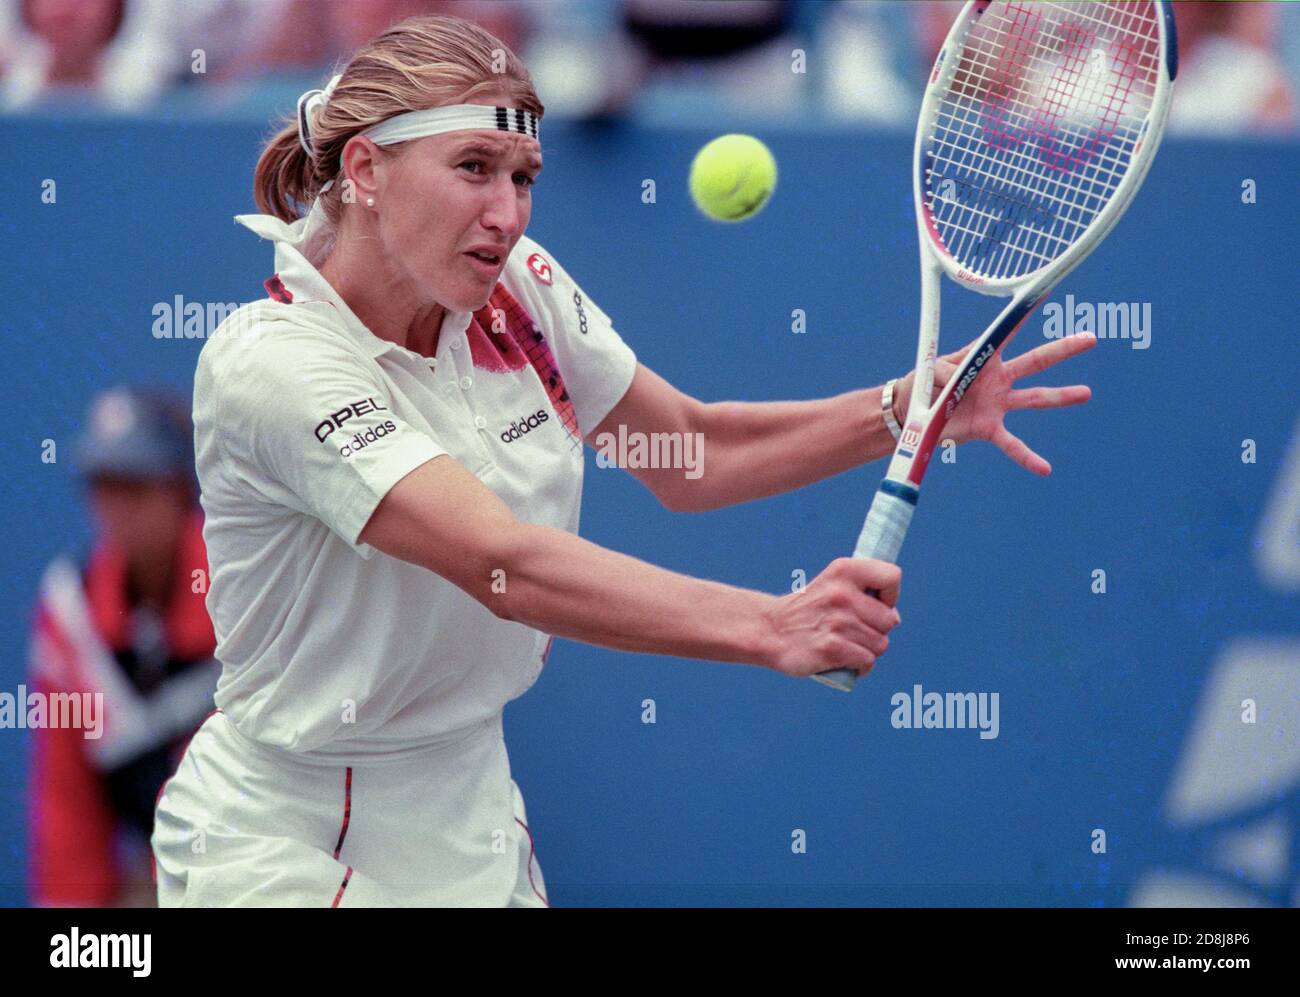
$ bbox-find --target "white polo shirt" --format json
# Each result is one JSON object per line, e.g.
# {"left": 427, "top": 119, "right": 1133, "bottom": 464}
{"left": 193, "top": 212, "right": 636, "bottom": 755}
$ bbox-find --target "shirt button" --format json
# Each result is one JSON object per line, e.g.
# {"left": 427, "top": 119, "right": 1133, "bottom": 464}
{"left": 450, "top": 338, "right": 462, "bottom": 350}
{"left": 474, "top": 415, "right": 487, "bottom": 429}
{"left": 459, "top": 376, "right": 473, "bottom": 390}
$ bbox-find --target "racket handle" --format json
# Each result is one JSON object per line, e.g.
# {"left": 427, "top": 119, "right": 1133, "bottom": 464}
{"left": 813, "top": 481, "right": 918, "bottom": 692}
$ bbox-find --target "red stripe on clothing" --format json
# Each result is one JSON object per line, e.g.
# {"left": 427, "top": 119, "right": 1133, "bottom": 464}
{"left": 468, "top": 285, "right": 579, "bottom": 443}
{"left": 514, "top": 817, "right": 549, "bottom": 907}
{"left": 333, "top": 767, "right": 353, "bottom": 860}
{"left": 331, "top": 867, "right": 353, "bottom": 908}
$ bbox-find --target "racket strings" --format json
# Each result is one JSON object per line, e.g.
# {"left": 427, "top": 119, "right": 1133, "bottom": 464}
{"left": 924, "top": 1, "right": 1161, "bottom": 280}
{"left": 956, "top": 5, "right": 1158, "bottom": 173}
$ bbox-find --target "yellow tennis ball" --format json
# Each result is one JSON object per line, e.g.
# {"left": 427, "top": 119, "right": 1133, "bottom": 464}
{"left": 689, "top": 134, "right": 777, "bottom": 222}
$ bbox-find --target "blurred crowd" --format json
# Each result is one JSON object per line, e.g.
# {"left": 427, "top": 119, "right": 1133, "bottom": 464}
{"left": 1, "top": 0, "right": 1297, "bottom": 135}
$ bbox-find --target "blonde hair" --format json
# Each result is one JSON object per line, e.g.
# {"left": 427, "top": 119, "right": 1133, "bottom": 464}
{"left": 254, "top": 14, "right": 544, "bottom": 223}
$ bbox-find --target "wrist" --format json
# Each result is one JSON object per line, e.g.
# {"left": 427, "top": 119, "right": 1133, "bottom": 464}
{"left": 893, "top": 371, "right": 914, "bottom": 428}
{"left": 748, "top": 593, "right": 784, "bottom": 671}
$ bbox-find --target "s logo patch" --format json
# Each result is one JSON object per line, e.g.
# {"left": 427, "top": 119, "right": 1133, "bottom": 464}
{"left": 526, "top": 253, "right": 553, "bottom": 285}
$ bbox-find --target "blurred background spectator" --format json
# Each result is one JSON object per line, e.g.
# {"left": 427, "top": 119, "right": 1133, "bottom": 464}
{"left": 0, "top": 1, "right": 1293, "bottom": 135}
{"left": 1164, "top": 0, "right": 1296, "bottom": 135}
{"left": 1, "top": 0, "right": 126, "bottom": 108}
{"left": 529, "top": 0, "right": 812, "bottom": 119}
{"left": 27, "top": 387, "right": 218, "bottom": 906}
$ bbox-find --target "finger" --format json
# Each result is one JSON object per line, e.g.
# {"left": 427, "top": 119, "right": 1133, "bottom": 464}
{"left": 1004, "top": 332, "right": 1097, "bottom": 380}
{"left": 874, "top": 571, "right": 901, "bottom": 610}
{"left": 824, "top": 637, "right": 875, "bottom": 676}
{"left": 1005, "top": 384, "right": 1092, "bottom": 410}
{"left": 835, "top": 558, "right": 903, "bottom": 606}
{"left": 830, "top": 615, "right": 890, "bottom": 658}
{"left": 840, "top": 643, "right": 878, "bottom": 680}
{"left": 993, "top": 426, "right": 1052, "bottom": 476}
{"left": 846, "top": 591, "right": 901, "bottom": 635}
{"left": 942, "top": 336, "right": 982, "bottom": 366}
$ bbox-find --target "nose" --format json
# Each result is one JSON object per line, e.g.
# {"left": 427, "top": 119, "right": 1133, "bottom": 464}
{"left": 478, "top": 175, "right": 527, "bottom": 241}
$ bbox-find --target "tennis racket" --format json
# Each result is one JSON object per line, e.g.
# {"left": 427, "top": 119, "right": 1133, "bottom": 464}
{"left": 815, "top": 0, "right": 1177, "bottom": 691}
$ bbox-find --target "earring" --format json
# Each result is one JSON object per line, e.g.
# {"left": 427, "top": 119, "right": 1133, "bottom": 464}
{"left": 366, "top": 196, "right": 375, "bottom": 207}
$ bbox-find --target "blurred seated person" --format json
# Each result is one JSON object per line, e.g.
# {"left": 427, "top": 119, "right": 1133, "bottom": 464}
{"left": 1164, "top": 0, "right": 1294, "bottom": 135}
{"left": 0, "top": 0, "right": 124, "bottom": 108}
{"left": 27, "top": 387, "right": 218, "bottom": 907}
{"left": 525, "top": 0, "right": 807, "bottom": 120}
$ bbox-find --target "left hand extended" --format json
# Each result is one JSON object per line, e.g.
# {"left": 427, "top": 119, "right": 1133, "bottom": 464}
{"left": 893, "top": 331, "right": 1097, "bottom": 476}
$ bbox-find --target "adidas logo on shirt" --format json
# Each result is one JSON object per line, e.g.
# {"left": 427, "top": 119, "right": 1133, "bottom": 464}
{"left": 500, "top": 410, "right": 550, "bottom": 443}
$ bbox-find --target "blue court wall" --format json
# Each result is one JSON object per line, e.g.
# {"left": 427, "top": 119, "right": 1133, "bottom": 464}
{"left": 0, "top": 116, "right": 1296, "bottom": 906}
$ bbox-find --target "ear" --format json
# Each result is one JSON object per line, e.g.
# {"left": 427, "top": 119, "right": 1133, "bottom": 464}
{"left": 340, "top": 135, "right": 383, "bottom": 205}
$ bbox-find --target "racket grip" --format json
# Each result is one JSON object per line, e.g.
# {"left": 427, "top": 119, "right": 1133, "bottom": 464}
{"left": 813, "top": 481, "right": 918, "bottom": 692}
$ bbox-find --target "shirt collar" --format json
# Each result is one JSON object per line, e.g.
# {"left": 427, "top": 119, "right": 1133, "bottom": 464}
{"left": 234, "top": 208, "right": 473, "bottom": 361}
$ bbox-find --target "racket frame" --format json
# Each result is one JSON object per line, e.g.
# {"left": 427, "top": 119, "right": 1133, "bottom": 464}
{"left": 814, "top": 0, "right": 1177, "bottom": 692}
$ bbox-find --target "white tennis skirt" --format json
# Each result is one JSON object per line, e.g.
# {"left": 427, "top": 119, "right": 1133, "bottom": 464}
{"left": 152, "top": 710, "right": 548, "bottom": 907}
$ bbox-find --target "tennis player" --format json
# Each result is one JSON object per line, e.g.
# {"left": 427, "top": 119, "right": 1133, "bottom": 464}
{"left": 152, "top": 14, "right": 1095, "bottom": 907}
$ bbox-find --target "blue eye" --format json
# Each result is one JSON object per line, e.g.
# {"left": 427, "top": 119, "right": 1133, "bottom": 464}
{"left": 459, "top": 160, "right": 485, "bottom": 174}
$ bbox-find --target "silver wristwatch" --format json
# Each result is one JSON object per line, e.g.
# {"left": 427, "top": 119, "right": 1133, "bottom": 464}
{"left": 882, "top": 378, "right": 903, "bottom": 441}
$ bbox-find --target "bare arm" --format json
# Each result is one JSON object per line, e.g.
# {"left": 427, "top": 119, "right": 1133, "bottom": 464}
{"left": 587, "top": 364, "right": 896, "bottom": 513}
{"left": 357, "top": 454, "right": 900, "bottom": 676}
{"left": 595, "top": 336, "right": 1096, "bottom": 512}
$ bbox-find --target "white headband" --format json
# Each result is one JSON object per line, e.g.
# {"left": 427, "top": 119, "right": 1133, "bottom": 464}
{"left": 296, "top": 73, "right": 540, "bottom": 161}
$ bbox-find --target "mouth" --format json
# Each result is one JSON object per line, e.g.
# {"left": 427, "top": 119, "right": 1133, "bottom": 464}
{"left": 463, "top": 249, "right": 505, "bottom": 279}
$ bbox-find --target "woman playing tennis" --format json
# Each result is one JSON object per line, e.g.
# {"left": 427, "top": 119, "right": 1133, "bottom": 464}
{"left": 152, "top": 14, "right": 1094, "bottom": 907}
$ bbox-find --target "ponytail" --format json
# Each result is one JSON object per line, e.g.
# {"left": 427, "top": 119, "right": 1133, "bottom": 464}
{"left": 253, "top": 123, "right": 321, "bottom": 222}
